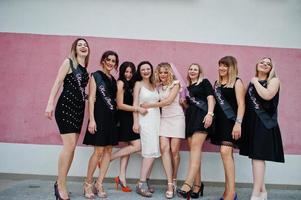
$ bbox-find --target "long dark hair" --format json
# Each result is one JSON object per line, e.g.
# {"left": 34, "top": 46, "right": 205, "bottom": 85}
{"left": 136, "top": 61, "right": 154, "bottom": 84}
{"left": 118, "top": 61, "right": 136, "bottom": 90}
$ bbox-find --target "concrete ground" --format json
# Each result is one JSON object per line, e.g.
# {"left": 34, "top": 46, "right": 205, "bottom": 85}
{"left": 0, "top": 174, "right": 300, "bottom": 200}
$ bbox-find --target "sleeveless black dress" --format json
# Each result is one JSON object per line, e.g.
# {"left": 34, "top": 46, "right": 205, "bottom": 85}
{"left": 117, "top": 80, "right": 140, "bottom": 142}
{"left": 185, "top": 79, "right": 214, "bottom": 138}
{"left": 83, "top": 70, "right": 119, "bottom": 146}
{"left": 55, "top": 64, "right": 89, "bottom": 134}
{"left": 240, "top": 81, "right": 284, "bottom": 162}
{"left": 211, "top": 79, "right": 240, "bottom": 148}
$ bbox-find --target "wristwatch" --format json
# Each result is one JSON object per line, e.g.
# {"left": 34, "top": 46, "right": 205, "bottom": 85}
{"left": 207, "top": 112, "right": 214, "bottom": 117}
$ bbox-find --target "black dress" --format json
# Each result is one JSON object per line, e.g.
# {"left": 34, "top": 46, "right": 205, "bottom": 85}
{"left": 240, "top": 81, "right": 284, "bottom": 162}
{"left": 117, "top": 80, "right": 140, "bottom": 142}
{"left": 83, "top": 70, "right": 119, "bottom": 146}
{"left": 211, "top": 79, "right": 240, "bottom": 148}
{"left": 185, "top": 79, "right": 214, "bottom": 138}
{"left": 55, "top": 64, "right": 89, "bottom": 134}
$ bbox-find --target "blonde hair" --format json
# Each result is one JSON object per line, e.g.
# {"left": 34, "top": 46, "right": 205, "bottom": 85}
{"left": 217, "top": 56, "right": 238, "bottom": 88}
{"left": 255, "top": 57, "right": 277, "bottom": 82}
{"left": 187, "top": 63, "right": 204, "bottom": 86}
{"left": 155, "top": 62, "right": 176, "bottom": 86}
{"left": 70, "top": 38, "right": 90, "bottom": 67}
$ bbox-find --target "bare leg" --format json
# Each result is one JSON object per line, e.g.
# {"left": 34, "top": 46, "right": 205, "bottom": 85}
{"left": 160, "top": 136, "right": 173, "bottom": 193}
{"left": 111, "top": 139, "right": 141, "bottom": 161}
{"left": 220, "top": 145, "right": 236, "bottom": 200}
{"left": 140, "top": 157, "right": 155, "bottom": 181}
{"left": 160, "top": 137, "right": 173, "bottom": 183}
{"left": 119, "top": 154, "right": 130, "bottom": 185}
{"left": 86, "top": 146, "right": 104, "bottom": 183}
{"left": 252, "top": 159, "right": 266, "bottom": 197}
{"left": 57, "top": 133, "right": 79, "bottom": 199}
{"left": 170, "top": 138, "right": 181, "bottom": 181}
{"left": 97, "top": 146, "right": 113, "bottom": 183}
{"left": 180, "top": 133, "right": 207, "bottom": 192}
{"left": 84, "top": 146, "right": 104, "bottom": 198}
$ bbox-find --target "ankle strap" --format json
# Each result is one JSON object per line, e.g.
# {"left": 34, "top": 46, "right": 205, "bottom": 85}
{"left": 183, "top": 182, "right": 192, "bottom": 189}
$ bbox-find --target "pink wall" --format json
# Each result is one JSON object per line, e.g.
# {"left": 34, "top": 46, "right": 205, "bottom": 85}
{"left": 0, "top": 32, "right": 300, "bottom": 154}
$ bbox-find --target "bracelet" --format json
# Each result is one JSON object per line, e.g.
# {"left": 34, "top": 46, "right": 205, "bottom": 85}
{"left": 235, "top": 117, "right": 242, "bottom": 124}
{"left": 207, "top": 112, "right": 214, "bottom": 117}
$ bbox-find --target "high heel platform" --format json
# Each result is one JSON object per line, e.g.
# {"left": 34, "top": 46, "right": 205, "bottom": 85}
{"left": 146, "top": 178, "right": 155, "bottom": 193}
{"left": 94, "top": 181, "right": 107, "bottom": 198}
{"left": 114, "top": 176, "right": 132, "bottom": 192}
{"left": 190, "top": 183, "right": 204, "bottom": 198}
{"left": 250, "top": 195, "right": 263, "bottom": 200}
{"left": 136, "top": 181, "right": 152, "bottom": 197}
{"left": 260, "top": 192, "right": 267, "bottom": 200}
{"left": 176, "top": 182, "right": 192, "bottom": 200}
{"left": 83, "top": 181, "right": 95, "bottom": 199}
{"left": 165, "top": 182, "right": 174, "bottom": 199}
{"left": 54, "top": 182, "right": 70, "bottom": 200}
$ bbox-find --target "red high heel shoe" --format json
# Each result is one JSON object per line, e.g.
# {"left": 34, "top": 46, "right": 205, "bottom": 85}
{"left": 114, "top": 176, "right": 132, "bottom": 192}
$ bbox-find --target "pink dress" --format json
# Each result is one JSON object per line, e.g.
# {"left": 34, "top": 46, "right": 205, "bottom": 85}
{"left": 159, "top": 81, "right": 185, "bottom": 138}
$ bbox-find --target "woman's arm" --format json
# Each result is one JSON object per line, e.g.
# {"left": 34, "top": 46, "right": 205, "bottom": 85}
{"left": 87, "top": 76, "right": 97, "bottom": 134}
{"left": 141, "top": 84, "right": 180, "bottom": 108}
{"left": 203, "top": 95, "right": 215, "bottom": 128}
{"left": 116, "top": 80, "right": 147, "bottom": 115}
{"left": 251, "top": 77, "right": 280, "bottom": 100}
{"left": 132, "top": 82, "right": 141, "bottom": 133}
{"left": 45, "top": 59, "right": 70, "bottom": 119}
{"left": 232, "top": 79, "right": 245, "bottom": 140}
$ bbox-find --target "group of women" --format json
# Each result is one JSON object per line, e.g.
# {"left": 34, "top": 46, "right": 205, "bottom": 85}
{"left": 45, "top": 38, "right": 284, "bottom": 200}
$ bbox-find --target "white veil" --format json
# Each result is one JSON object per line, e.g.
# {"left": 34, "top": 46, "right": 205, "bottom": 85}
{"left": 170, "top": 63, "right": 187, "bottom": 100}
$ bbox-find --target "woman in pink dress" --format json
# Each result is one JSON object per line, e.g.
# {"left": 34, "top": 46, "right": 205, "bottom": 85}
{"left": 141, "top": 62, "right": 185, "bottom": 199}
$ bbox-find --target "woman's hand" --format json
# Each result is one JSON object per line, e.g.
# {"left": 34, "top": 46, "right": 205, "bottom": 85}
{"left": 132, "top": 123, "right": 140, "bottom": 134}
{"left": 45, "top": 104, "right": 54, "bottom": 120}
{"left": 140, "top": 103, "right": 151, "bottom": 109}
{"left": 88, "top": 120, "right": 97, "bottom": 134}
{"left": 251, "top": 77, "right": 259, "bottom": 84}
{"left": 232, "top": 123, "right": 241, "bottom": 140}
{"left": 203, "top": 114, "right": 213, "bottom": 129}
{"left": 138, "top": 107, "right": 148, "bottom": 115}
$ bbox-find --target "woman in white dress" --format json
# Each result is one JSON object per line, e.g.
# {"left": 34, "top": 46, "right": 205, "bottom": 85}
{"left": 141, "top": 63, "right": 185, "bottom": 199}
{"left": 133, "top": 61, "right": 161, "bottom": 197}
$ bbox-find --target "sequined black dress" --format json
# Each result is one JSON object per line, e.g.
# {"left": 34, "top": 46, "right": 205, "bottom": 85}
{"left": 55, "top": 64, "right": 89, "bottom": 134}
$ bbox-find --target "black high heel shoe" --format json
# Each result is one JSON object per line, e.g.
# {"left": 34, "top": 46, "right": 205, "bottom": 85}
{"left": 176, "top": 182, "right": 192, "bottom": 200}
{"left": 54, "top": 182, "right": 70, "bottom": 200}
{"left": 190, "top": 183, "right": 204, "bottom": 198}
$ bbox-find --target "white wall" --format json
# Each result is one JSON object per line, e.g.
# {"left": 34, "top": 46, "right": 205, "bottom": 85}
{"left": 0, "top": 0, "right": 301, "bottom": 48}
{"left": 1, "top": 143, "right": 300, "bottom": 185}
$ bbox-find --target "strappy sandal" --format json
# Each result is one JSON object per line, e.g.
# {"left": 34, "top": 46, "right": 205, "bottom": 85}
{"left": 172, "top": 179, "right": 177, "bottom": 192}
{"left": 146, "top": 178, "right": 155, "bottom": 193}
{"left": 165, "top": 182, "right": 174, "bottom": 199}
{"left": 83, "top": 181, "right": 95, "bottom": 199}
{"left": 136, "top": 181, "right": 152, "bottom": 197}
{"left": 176, "top": 182, "right": 192, "bottom": 199}
{"left": 94, "top": 181, "right": 107, "bottom": 198}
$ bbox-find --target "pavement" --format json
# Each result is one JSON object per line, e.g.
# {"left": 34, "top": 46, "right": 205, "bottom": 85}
{"left": 0, "top": 174, "right": 300, "bottom": 200}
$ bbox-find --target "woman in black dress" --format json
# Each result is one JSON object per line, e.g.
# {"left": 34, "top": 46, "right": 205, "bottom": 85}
{"left": 240, "top": 57, "right": 284, "bottom": 200}
{"left": 177, "top": 63, "right": 215, "bottom": 199}
{"left": 110, "top": 61, "right": 147, "bottom": 192}
{"left": 211, "top": 56, "right": 245, "bottom": 200}
{"left": 82, "top": 51, "right": 119, "bottom": 199}
{"left": 45, "top": 38, "right": 90, "bottom": 200}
